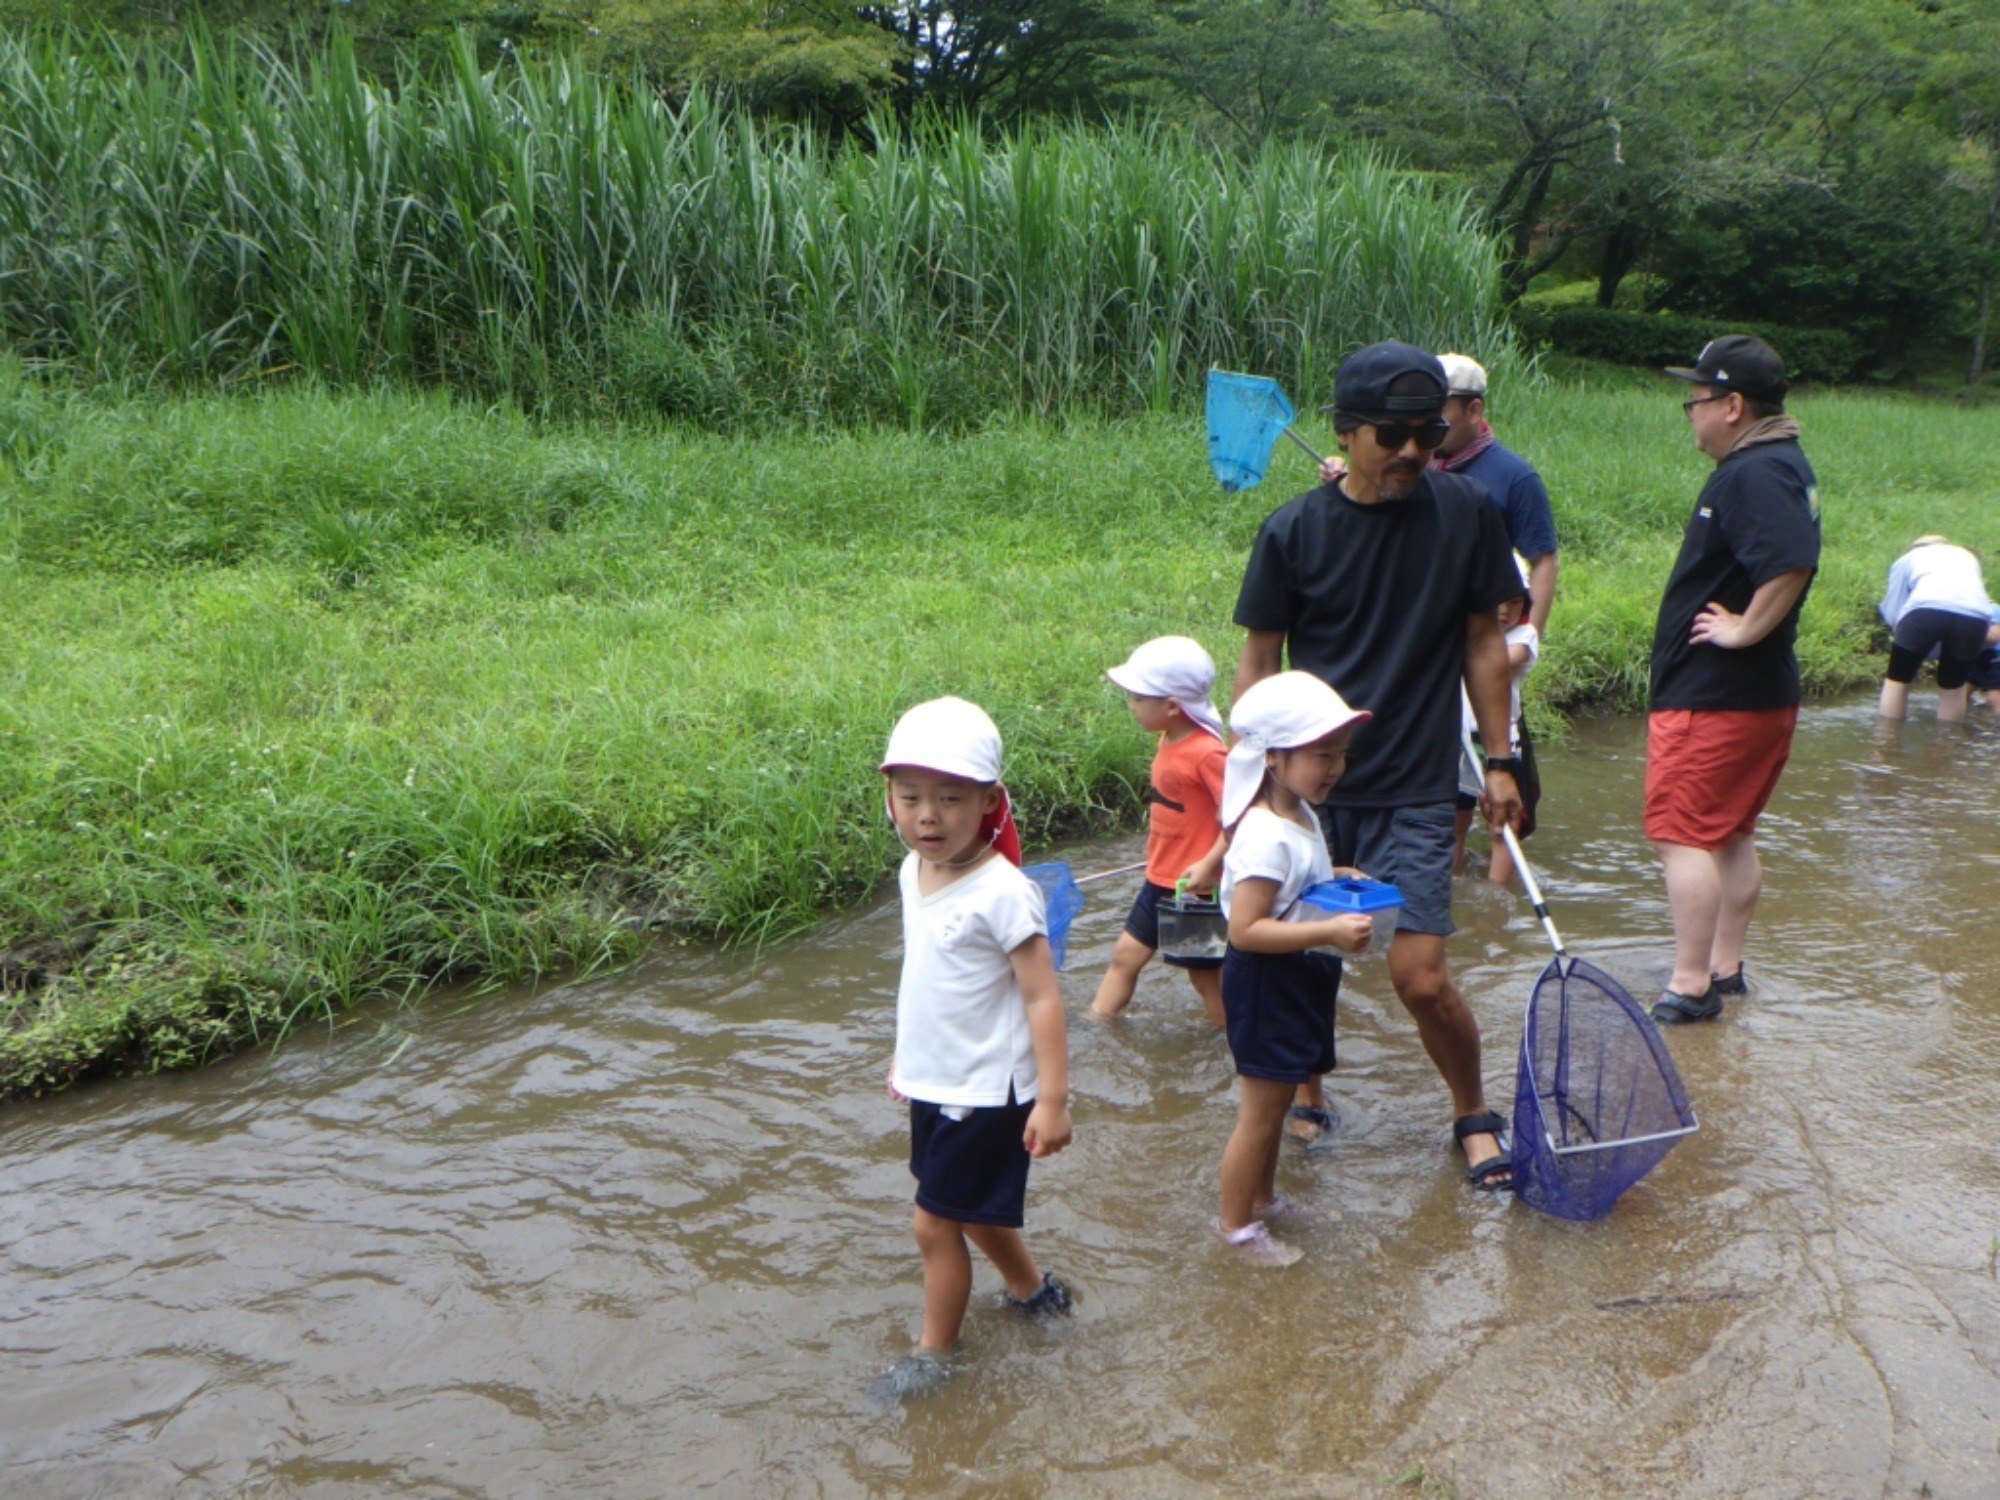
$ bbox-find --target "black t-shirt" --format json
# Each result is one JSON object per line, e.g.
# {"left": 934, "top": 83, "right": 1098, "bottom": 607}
{"left": 1649, "top": 439, "right": 1821, "bottom": 711}
{"left": 1233, "top": 470, "right": 1522, "bottom": 807}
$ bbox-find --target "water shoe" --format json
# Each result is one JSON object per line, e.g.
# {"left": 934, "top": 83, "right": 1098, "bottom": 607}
{"left": 1650, "top": 983, "right": 1723, "bottom": 1024}
{"left": 1285, "top": 1103, "right": 1339, "bottom": 1152}
{"left": 1004, "top": 1272, "right": 1075, "bottom": 1318}
{"left": 1213, "top": 1218, "right": 1304, "bottom": 1267}
{"left": 865, "top": 1350, "right": 951, "bottom": 1405}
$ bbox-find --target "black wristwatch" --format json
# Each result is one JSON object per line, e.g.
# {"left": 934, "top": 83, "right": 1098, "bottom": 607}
{"left": 1484, "top": 755, "right": 1523, "bottom": 776}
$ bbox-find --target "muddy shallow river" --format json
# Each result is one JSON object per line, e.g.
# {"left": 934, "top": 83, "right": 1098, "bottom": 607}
{"left": 4, "top": 701, "right": 1998, "bottom": 1498}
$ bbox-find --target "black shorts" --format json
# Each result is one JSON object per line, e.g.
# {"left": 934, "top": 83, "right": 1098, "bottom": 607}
{"left": 1970, "top": 651, "right": 2000, "bottom": 693}
{"left": 1887, "top": 607, "right": 1992, "bottom": 689}
{"left": 1221, "top": 945, "right": 1341, "bottom": 1085}
{"left": 1122, "top": 880, "right": 1225, "bottom": 970}
{"left": 909, "top": 1090, "right": 1034, "bottom": 1227}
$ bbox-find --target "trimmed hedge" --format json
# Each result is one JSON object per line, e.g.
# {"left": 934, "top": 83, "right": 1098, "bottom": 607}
{"left": 1513, "top": 305, "right": 1870, "bottom": 384}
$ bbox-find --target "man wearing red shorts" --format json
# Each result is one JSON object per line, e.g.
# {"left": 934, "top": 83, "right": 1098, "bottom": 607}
{"left": 1648, "top": 336, "right": 1820, "bottom": 1023}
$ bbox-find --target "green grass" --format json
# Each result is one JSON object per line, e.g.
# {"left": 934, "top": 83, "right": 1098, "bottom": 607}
{"left": 2, "top": 367, "right": 1996, "bottom": 1098}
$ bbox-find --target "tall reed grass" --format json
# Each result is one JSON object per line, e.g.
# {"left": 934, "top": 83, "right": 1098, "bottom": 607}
{"left": 0, "top": 27, "right": 1510, "bottom": 422}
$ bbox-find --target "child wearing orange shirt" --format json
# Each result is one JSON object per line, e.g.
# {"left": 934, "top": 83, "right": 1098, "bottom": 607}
{"left": 1089, "top": 637, "right": 1230, "bottom": 1025}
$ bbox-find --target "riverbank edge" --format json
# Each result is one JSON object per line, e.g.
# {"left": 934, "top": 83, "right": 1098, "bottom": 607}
{"left": 5, "top": 380, "right": 1991, "bottom": 1103}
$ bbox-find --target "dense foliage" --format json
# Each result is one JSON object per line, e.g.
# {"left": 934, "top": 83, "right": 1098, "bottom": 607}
{"left": 6, "top": 1, "right": 1991, "bottom": 380}
{"left": 0, "top": 28, "right": 1507, "bottom": 419}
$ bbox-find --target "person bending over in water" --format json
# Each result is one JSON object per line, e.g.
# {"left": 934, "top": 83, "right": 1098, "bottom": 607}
{"left": 1213, "top": 672, "right": 1375, "bottom": 1267}
{"left": 1877, "top": 536, "right": 1999, "bottom": 724}
{"left": 870, "top": 697, "right": 1074, "bottom": 1402}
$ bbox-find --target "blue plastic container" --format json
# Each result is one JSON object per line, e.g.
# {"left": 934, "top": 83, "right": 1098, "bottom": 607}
{"left": 1299, "top": 877, "right": 1403, "bottom": 957}
{"left": 1298, "top": 877, "right": 1404, "bottom": 913}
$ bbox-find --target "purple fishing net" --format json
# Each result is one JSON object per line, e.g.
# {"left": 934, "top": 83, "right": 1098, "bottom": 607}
{"left": 1510, "top": 956, "right": 1698, "bottom": 1221}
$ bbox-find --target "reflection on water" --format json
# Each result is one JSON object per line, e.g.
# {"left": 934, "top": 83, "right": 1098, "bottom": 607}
{"left": 4, "top": 703, "right": 1999, "bottom": 1497}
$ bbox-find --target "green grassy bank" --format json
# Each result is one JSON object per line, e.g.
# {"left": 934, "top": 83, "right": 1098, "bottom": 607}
{"left": 3, "top": 369, "right": 1995, "bottom": 1098}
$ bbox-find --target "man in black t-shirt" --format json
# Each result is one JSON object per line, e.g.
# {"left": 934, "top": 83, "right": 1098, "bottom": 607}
{"left": 1647, "top": 336, "right": 1820, "bottom": 1025}
{"left": 1233, "top": 341, "right": 1525, "bottom": 1191}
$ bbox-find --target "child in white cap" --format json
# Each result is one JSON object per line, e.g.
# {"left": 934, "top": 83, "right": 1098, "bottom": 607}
{"left": 1455, "top": 551, "right": 1541, "bottom": 885}
{"left": 1089, "top": 636, "right": 1230, "bottom": 1025}
{"left": 869, "top": 697, "right": 1074, "bottom": 1401}
{"left": 1215, "top": 671, "right": 1375, "bottom": 1266}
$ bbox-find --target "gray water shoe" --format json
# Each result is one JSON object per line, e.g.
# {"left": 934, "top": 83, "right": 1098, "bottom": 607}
{"left": 865, "top": 1350, "right": 951, "bottom": 1404}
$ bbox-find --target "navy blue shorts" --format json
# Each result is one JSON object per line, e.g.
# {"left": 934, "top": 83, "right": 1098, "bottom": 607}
{"left": 1221, "top": 946, "right": 1341, "bottom": 1084}
{"left": 1319, "top": 801, "right": 1457, "bottom": 937}
{"left": 1122, "top": 880, "right": 1225, "bottom": 970}
{"left": 908, "top": 1090, "right": 1034, "bottom": 1227}
{"left": 1970, "top": 651, "right": 2000, "bottom": 693}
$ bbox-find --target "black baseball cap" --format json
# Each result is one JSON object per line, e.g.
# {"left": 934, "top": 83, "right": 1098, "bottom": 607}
{"left": 1664, "top": 334, "right": 1789, "bottom": 403}
{"left": 1319, "top": 341, "right": 1448, "bottom": 420}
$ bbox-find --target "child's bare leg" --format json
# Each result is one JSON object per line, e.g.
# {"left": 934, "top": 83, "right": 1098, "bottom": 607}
{"left": 1221, "top": 1076, "right": 1297, "bottom": 1231}
{"left": 1452, "top": 806, "right": 1474, "bottom": 872}
{"left": 1878, "top": 678, "right": 1910, "bottom": 720}
{"left": 913, "top": 1206, "right": 974, "bottom": 1351}
{"left": 1988, "top": 689, "right": 2000, "bottom": 713}
{"left": 1487, "top": 836, "right": 1516, "bottom": 887}
{"left": 1938, "top": 683, "right": 1970, "bottom": 723}
{"left": 1187, "top": 965, "right": 1225, "bottom": 1026}
{"left": 962, "top": 1222, "right": 1043, "bottom": 1301}
{"left": 1089, "top": 932, "right": 1154, "bottom": 1017}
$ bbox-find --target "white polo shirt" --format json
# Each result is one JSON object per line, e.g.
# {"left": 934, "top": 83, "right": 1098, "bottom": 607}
{"left": 891, "top": 853, "right": 1046, "bottom": 1108}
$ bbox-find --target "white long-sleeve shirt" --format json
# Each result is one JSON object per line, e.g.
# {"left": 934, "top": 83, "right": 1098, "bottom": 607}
{"left": 1879, "top": 542, "right": 1993, "bottom": 628}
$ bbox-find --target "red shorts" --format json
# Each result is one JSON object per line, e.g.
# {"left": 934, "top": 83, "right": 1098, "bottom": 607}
{"left": 1643, "top": 707, "right": 1798, "bottom": 849}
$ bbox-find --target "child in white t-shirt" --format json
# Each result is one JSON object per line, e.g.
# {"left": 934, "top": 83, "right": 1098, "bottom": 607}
{"left": 1213, "top": 672, "right": 1375, "bottom": 1267}
{"left": 870, "top": 697, "right": 1074, "bottom": 1402}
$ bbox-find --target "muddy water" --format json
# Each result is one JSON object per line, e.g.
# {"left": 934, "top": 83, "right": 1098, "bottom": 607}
{"left": 5, "top": 702, "right": 1999, "bottom": 1499}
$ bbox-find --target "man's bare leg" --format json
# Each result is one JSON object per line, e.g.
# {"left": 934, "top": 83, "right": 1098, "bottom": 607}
{"left": 1653, "top": 839, "right": 1723, "bottom": 997}
{"left": 1386, "top": 930, "right": 1504, "bottom": 1178}
{"left": 1707, "top": 833, "right": 1760, "bottom": 984}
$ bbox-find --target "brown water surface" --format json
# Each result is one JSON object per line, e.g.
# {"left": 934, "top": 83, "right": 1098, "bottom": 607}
{"left": 5, "top": 703, "right": 1999, "bottom": 1498}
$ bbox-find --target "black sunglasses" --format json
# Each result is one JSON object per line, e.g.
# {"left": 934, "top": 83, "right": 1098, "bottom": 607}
{"left": 1368, "top": 418, "right": 1451, "bottom": 450}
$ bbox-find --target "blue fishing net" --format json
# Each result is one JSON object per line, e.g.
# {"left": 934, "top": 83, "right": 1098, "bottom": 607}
{"left": 1021, "top": 862, "right": 1084, "bottom": 971}
{"left": 1510, "top": 957, "right": 1698, "bottom": 1221}
{"left": 1205, "top": 370, "right": 1296, "bottom": 492}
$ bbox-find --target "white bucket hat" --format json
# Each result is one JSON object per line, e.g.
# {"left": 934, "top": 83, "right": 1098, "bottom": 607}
{"left": 880, "top": 696, "right": 1002, "bottom": 781}
{"left": 1105, "top": 636, "right": 1227, "bottom": 742}
{"left": 1221, "top": 672, "right": 1371, "bottom": 827}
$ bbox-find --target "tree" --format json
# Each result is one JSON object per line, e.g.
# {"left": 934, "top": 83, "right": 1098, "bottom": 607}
{"left": 1143, "top": 1, "right": 1357, "bottom": 151}
{"left": 1911, "top": 0, "right": 2000, "bottom": 381}
{"left": 1371, "top": 0, "right": 1696, "bottom": 302}
{"left": 585, "top": 2, "right": 900, "bottom": 121}
{"left": 850, "top": 1, "right": 1151, "bottom": 118}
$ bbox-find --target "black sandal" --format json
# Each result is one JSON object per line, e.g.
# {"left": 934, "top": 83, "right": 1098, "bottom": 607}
{"left": 1453, "top": 1110, "right": 1513, "bottom": 1192}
